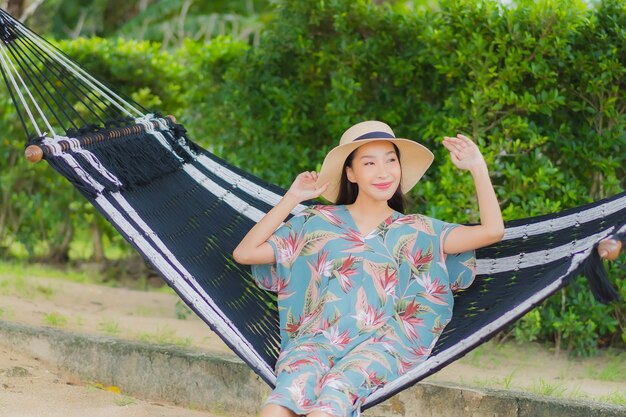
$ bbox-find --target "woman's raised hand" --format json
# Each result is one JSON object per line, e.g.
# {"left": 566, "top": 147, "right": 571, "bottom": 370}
{"left": 442, "top": 134, "right": 487, "bottom": 172}
{"left": 285, "top": 171, "right": 329, "bottom": 203}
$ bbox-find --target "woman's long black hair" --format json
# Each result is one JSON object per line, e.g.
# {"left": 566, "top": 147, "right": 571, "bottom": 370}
{"left": 335, "top": 143, "right": 405, "bottom": 213}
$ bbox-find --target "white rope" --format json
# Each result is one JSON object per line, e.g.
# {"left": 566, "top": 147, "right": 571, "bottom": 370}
{"left": 41, "top": 137, "right": 104, "bottom": 192}
{"left": 135, "top": 114, "right": 184, "bottom": 162}
{"left": 476, "top": 230, "right": 613, "bottom": 275}
{"left": 0, "top": 42, "right": 48, "bottom": 136}
{"left": 56, "top": 135, "right": 123, "bottom": 188}
{"left": 16, "top": 24, "right": 143, "bottom": 118}
{"left": 504, "top": 196, "right": 626, "bottom": 239}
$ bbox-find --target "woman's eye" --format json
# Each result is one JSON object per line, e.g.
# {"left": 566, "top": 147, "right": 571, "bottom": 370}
{"left": 364, "top": 162, "right": 374, "bottom": 166}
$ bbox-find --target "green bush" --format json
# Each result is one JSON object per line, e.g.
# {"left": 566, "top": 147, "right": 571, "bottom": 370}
{"left": 0, "top": 0, "right": 623, "bottom": 355}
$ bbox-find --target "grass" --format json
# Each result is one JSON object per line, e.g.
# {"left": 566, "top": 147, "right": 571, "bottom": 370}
{"left": 137, "top": 325, "right": 192, "bottom": 347}
{"left": 98, "top": 320, "right": 121, "bottom": 336}
{"left": 114, "top": 395, "right": 137, "bottom": 406}
{"left": 43, "top": 312, "right": 68, "bottom": 327}
{"left": 586, "top": 350, "right": 626, "bottom": 382}
{"left": 0, "top": 306, "right": 15, "bottom": 320}
{"left": 464, "top": 339, "right": 519, "bottom": 369}
{"left": 0, "top": 259, "right": 173, "bottom": 294}
{"left": 471, "top": 372, "right": 516, "bottom": 390}
{"left": 0, "top": 260, "right": 100, "bottom": 285}
{"left": 527, "top": 378, "right": 567, "bottom": 398}
{"left": 598, "top": 391, "right": 626, "bottom": 406}
{"left": 0, "top": 275, "right": 56, "bottom": 299}
{"left": 3, "top": 232, "right": 130, "bottom": 262}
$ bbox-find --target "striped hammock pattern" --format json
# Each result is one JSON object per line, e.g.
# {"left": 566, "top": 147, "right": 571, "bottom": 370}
{"left": 1, "top": 8, "right": 624, "bottom": 410}
{"left": 30, "top": 115, "right": 626, "bottom": 408}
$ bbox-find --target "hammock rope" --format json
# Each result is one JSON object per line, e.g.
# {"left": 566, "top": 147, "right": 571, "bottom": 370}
{"left": 1, "top": 8, "right": 624, "bottom": 410}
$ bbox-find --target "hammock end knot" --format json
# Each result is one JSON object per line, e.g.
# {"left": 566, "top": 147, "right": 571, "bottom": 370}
{"left": 24, "top": 145, "right": 43, "bottom": 163}
{"left": 598, "top": 237, "right": 622, "bottom": 261}
{"left": 582, "top": 232, "right": 624, "bottom": 304}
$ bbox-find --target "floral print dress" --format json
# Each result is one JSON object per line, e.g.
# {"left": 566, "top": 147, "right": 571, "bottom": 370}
{"left": 251, "top": 204, "right": 476, "bottom": 417}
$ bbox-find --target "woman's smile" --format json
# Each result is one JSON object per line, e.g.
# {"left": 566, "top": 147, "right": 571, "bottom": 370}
{"left": 373, "top": 181, "right": 394, "bottom": 190}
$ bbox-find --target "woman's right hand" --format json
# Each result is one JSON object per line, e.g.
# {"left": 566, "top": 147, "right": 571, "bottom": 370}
{"left": 285, "top": 171, "right": 329, "bottom": 203}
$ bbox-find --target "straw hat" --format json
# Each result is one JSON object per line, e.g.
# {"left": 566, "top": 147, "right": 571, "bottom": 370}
{"left": 316, "top": 120, "right": 434, "bottom": 203}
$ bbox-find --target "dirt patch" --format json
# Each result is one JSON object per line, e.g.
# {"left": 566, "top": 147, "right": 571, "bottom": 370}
{"left": 0, "top": 342, "right": 228, "bottom": 417}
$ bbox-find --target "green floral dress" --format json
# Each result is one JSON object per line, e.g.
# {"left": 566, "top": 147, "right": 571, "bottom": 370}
{"left": 252, "top": 204, "right": 476, "bottom": 416}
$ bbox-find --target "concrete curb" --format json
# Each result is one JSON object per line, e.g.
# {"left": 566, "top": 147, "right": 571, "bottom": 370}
{"left": 0, "top": 320, "right": 624, "bottom": 417}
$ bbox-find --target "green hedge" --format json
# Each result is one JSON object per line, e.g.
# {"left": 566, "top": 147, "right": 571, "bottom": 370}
{"left": 0, "top": 0, "right": 623, "bottom": 355}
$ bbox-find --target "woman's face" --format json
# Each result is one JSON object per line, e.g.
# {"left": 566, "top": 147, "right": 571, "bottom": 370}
{"left": 345, "top": 140, "right": 401, "bottom": 203}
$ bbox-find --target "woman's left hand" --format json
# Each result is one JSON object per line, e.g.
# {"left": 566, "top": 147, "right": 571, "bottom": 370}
{"left": 442, "top": 134, "right": 487, "bottom": 171}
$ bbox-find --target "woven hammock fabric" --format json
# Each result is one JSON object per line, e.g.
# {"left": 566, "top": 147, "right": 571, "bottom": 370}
{"left": 1, "top": 8, "right": 625, "bottom": 410}
{"left": 30, "top": 116, "right": 626, "bottom": 408}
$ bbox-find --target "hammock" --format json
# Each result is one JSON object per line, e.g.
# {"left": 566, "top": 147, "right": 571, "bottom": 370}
{"left": 1, "top": 9, "right": 624, "bottom": 410}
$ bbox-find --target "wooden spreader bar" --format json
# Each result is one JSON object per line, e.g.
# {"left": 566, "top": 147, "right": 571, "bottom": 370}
{"left": 24, "top": 115, "right": 176, "bottom": 163}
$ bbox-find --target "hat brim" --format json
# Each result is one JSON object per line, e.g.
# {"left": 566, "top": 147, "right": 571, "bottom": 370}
{"left": 316, "top": 137, "right": 434, "bottom": 203}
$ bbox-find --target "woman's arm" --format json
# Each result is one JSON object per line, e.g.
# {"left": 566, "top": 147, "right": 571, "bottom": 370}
{"left": 442, "top": 134, "right": 505, "bottom": 254}
{"left": 232, "top": 171, "right": 328, "bottom": 265}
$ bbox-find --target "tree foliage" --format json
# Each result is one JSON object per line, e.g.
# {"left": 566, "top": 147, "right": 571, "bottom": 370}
{"left": 20, "top": 0, "right": 272, "bottom": 46}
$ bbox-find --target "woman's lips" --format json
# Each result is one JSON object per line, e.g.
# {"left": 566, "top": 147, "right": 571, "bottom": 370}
{"left": 373, "top": 182, "right": 393, "bottom": 189}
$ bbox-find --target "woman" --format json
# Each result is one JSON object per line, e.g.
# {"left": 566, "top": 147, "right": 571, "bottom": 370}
{"left": 233, "top": 120, "right": 504, "bottom": 417}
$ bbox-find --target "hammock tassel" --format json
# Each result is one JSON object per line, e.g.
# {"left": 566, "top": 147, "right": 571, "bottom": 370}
{"left": 580, "top": 232, "right": 624, "bottom": 304}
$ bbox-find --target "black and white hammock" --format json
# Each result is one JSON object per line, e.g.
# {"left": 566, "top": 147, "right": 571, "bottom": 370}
{"left": 1, "top": 9, "right": 624, "bottom": 410}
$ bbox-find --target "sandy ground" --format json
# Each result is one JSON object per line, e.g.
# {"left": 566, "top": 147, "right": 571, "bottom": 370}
{"left": 0, "top": 272, "right": 624, "bottom": 416}
{"left": 0, "top": 343, "right": 225, "bottom": 417}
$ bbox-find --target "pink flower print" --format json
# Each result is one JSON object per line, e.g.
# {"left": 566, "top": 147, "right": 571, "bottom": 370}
{"left": 343, "top": 228, "right": 367, "bottom": 251}
{"left": 353, "top": 305, "right": 388, "bottom": 331}
{"left": 308, "top": 401, "right": 337, "bottom": 415}
{"left": 394, "top": 214, "right": 416, "bottom": 225}
{"left": 285, "top": 308, "right": 322, "bottom": 336}
{"left": 322, "top": 326, "right": 351, "bottom": 350}
{"left": 312, "top": 205, "right": 343, "bottom": 227}
{"left": 372, "top": 334, "right": 396, "bottom": 353}
{"left": 353, "top": 287, "right": 387, "bottom": 331}
{"left": 410, "top": 215, "right": 435, "bottom": 235}
{"left": 332, "top": 255, "right": 359, "bottom": 293}
{"left": 284, "top": 317, "right": 302, "bottom": 335}
{"left": 379, "top": 266, "right": 398, "bottom": 299}
{"left": 396, "top": 356, "right": 415, "bottom": 375}
{"left": 398, "top": 300, "right": 425, "bottom": 341}
{"left": 318, "top": 312, "right": 341, "bottom": 332}
{"left": 281, "top": 356, "right": 328, "bottom": 374}
{"left": 275, "top": 277, "right": 295, "bottom": 301}
{"left": 465, "top": 257, "right": 477, "bottom": 275}
{"left": 376, "top": 215, "right": 396, "bottom": 235}
{"left": 408, "top": 345, "right": 431, "bottom": 362}
{"left": 414, "top": 273, "right": 449, "bottom": 305}
{"left": 367, "top": 261, "right": 398, "bottom": 304}
{"left": 319, "top": 371, "right": 350, "bottom": 391}
{"left": 365, "top": 370, "right": 386, "bottom": 388}
{"left": 430, "top": 315, "right": 447, "bottom": 336}
{"left": 256, "top": 271, "right": 276, "bottom": 292}
{"left": 274, "top": 230, "right": 305, "bottom": 266}
{"left": 286, "top": 373, "right": 316, "bottom": 411}
{"left": 309, "top": 250, "right": 332, "bottom": 284}
{"left": 405, "top": 247, "right": 433, "bottom": 275}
